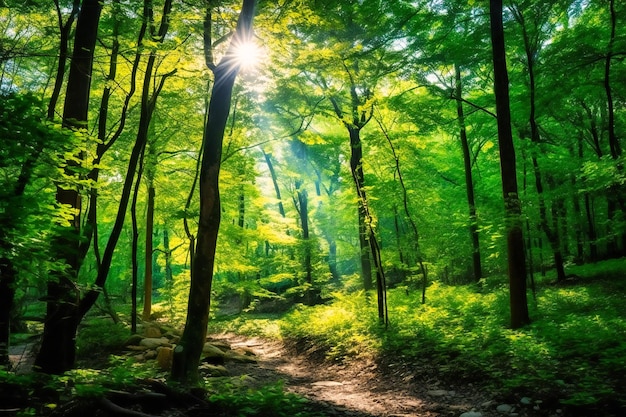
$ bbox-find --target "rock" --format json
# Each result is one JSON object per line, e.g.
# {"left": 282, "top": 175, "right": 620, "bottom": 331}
{"left": 140, "top": 337, "right": 171, "bottom": 349}
{"left": 207, "top": 340, "right": 231, "bottom": 351}
{"left": 126, "top": 345, "right": 149, "bottom": 351}
{"left": 224, "top": 351, "right": 257, "bottom": 363}
{"left": 497, "top": 404, "right": 513, "bottom": 413}
{"left": 311, "top": 381, "right": 343, "bottom": 387}
{"left": 144, "top": 350, "right": 158, "bottom": 360}
{"left": 203, "top": 343, "right": 226, "bottom": 356}
{"left": 123, "top": 334, "right": 144, "bottom": 346}
{"left": 156, "top": 347, "right": 173, "bottom": 370}
{"left": 427, "top": 389, "right": 449, "bottom": 397}
{"left": 233, "top": 347, "right": 256, "bottom": 357}
{"left": 520, "top": 397, "right": 532, "bottom": 405}
{"left": 460, "top": 412, "right": 482, "bottom": 417}
{"left": 144, "top": 325, "right": 162, "bottom": 338}
{"left": 199, "top": 364, "right": 229, "bottom": 377}
{"left": 202, "top": 343, "right": 226, "bottom": 364}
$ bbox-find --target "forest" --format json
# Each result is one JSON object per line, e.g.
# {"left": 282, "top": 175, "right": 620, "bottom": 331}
{"left": 1, "top": 0, "right": 625, "bottom": 416}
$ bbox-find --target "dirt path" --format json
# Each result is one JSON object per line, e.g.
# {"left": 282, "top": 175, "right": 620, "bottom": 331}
{"left": 212, "top": 333, "right": 502, "bottom": 417}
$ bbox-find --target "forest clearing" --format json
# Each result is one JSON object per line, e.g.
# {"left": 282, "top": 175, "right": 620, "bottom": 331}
{"left": 1, "top": 0, "right": 625, "bottom": 416}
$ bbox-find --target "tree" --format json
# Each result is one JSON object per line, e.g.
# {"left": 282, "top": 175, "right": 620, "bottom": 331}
{"left": 171, "top": 0, "right": 257, "bottom": 384}
{"left": 35, "top": 0, "right": 103, "bottom": 374}
{"left": 489, "top": 0, "right": 530, "bottom": 329}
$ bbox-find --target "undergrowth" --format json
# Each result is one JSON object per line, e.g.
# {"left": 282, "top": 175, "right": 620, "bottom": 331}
{"left": 215, "top": 258, "right": 626, "bottom": 413}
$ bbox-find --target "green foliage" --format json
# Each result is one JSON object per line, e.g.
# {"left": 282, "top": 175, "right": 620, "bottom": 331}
{"left": 272, "top": 259, "right": 626, "bottom": 410}
{"left": 204, "top": 378, "right": 316, "bottom": 417}
{"left": 64, "top": 357, "right": 154, "bottom": 398}
{"left": 76, "top": 318, "right": 129, "bottom": 355}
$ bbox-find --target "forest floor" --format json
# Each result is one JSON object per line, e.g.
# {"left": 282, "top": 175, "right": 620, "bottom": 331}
{"left": 5, "top": 332, "right": 559, "bottom": 417}
{"left": 209, "top": 333, "right": 548, "bottom": 417}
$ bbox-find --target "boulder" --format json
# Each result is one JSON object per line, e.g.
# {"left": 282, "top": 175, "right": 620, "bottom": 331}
{"left": 224, "top": 351, "right": 257, "bottom": 364}
{"left": 126, "top": 345, "right": 149, "bottom": 351}
{"left": 144, "top": 325, "right": 162, "bottom": 338}
{"left": 140, "top": 337, "right": 171, "bottom": 349}
{"left": 207, "top": 340, "right": 231, "bottom": 352}
{"left": 202, "top": 343, "right": 226, "bottom": 364}
{"left": 123, "top": 334, "right": 144, "bottom": 346}
{"left": 156, "top": 346, "right": 173, "bottom": 370}
{"left": 199, "top": 364, "right": 229, "bottom": 377}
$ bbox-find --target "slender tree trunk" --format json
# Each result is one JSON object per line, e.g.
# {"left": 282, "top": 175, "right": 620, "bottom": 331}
{"left": 584, "top": 195, "right": 598, "bottom": 261}
{"left": 605, "top": 0, "right": 620, "bottom": 160}
{"left": 348, "top": 127, "right": 374, "bottom": 291}
{"left": 490, "top": 0, "right": 530, "bottom": 329}
{"left": 47, "top": 0, "right": 80, "bottom": 119}
{"left": 603, "top": 0, "right": 625, "bottom": 257}
{"left": 131, "top": 153, "right": 145, "bottom": 334}
{"left": 163, "top": 227, "right": 174, "bottom": 313}
{"left": 0, "top": 137, "right": 45, "bottom": 365}
{"left": 263, "top": 151, "right": 286, "bottom": 217}
{"left": 512, "top": 6, "right": 566, "bottom": 282}
{"left": 375, "top": 115, "right": 427, "bottom": 302}
{"left": 35, "top": 0, "right": 102, "bottom": 374}
{"left": 294, "top": 180, "right": 313, "bottom": 301}
{"left": 171, "top": 0, "right": 256, "bottom": 384}
{"left": 0, "top": 252, "right": 15, "bottom": 367}
{"left": 455, "top": 64, "right": 482, "bottom": 281}
{"left": 143, "top": 163, "right": 156, "bottom": 321}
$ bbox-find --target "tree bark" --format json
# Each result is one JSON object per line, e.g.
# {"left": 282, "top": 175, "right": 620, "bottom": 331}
{"left": 47, "top": 0, "right": 80, "bottom": 120}
{"left": 131, "top": 153, "right": 145, "bottom": 334}
{"left": 263, "top": 151, "right": 286, "bottom": 218}
{"left": 143, "top": 154, "right": 156, "bottom": 321}
{"left": 489, "top": 0, "right": 530, "bottom": 329}
{"left": 455, "top": 64, "right": 482, "bottom": 281}
{"left": 294, "top": 180, "right": 313, "bottom": 299}
{"left": 35, "top": 0, "right": 102, "bottom": 374}
{"left": 171, "top": 0, "right": 256, "bottom": 384}
{"left": 349, "top": 126, "right": 374, "bottom": 291}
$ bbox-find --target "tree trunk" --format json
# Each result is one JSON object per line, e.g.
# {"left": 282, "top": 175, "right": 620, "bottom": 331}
{"left": 489, "top": 0, "right": 530, "bottom": 329}
{"left": 263, "top": 151, "right": 286, "bottom": 217}
{"left": 348, "top": 127, "right": 374, "bottom": 291}
{"left": 295, "top": 180, "right": 313, "bottom": 300}
{"left": 512, "top": 5, "right": 566, "bottom": 282}
{"left": 35, "top": 0, "right": 102, "bottom": 374}
{"left": 171, "top": 0, "right": 256, "bottom": 384}
{"left": 47, "top": 0, "right": 80, "bottom": 119}
{"left": 0, "top": 252, "right": 15, "bottom": 367}
{"left": 143, "top": 176, "right": 156, "bottom": 321}
{"left": 131, "top": 153, "right": 146, "bottom": 333}
{"left": 455, "top": 64, "right": 482, "bottom": 281}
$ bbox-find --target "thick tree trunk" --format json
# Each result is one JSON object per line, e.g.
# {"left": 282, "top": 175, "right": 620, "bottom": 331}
{"left": 36, "top": 0, "right": 102, "bottom": 374}
{"left": 171, "top": 0, "right": 256, "bottom": 384}
{"left": 490, "top": 0, "right": 530, "bottom": 329}
{"left": 455, "top": 64, "right": 482, "bottom": 281}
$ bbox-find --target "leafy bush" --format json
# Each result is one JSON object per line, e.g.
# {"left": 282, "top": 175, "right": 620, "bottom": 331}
{"left": 204, "top": 378, "right": 318, "bottom": 417}
{"left": 272, "top": 259, "right": 626, "bottom": 411}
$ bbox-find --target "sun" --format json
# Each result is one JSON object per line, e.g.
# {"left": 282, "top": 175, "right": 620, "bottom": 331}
{"left": 232, "top": 40, "right": 261, "bottom": 71}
